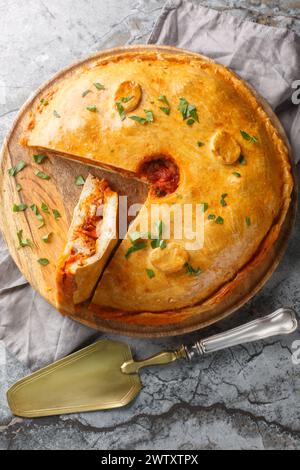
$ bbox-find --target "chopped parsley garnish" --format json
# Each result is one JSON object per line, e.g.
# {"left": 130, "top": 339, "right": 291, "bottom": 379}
{"left": 94, "top": 82, "right": 105, "bottom": 90}
{"left": 34, "top": 170, "right": 50, "bottom": 180}
{"left": 16, "top": 183, "right": 22, "bottom": 192}
{"left": 197, "top": 141, "right": 205, "bottom": 147}
{"left": 240, "top": 130, "right": 258, "bottom": 143}
{"left": 129, "top": 231, "right": 148, "bottom": 243}
{"left": 216, "top": 216, "right": 224, "bottom": 225}
{"left": 33, "top": 154, "right": 47, "bottom": 164}
{"left": 42, "top": 233, "right": 52, "bottom": 243}
{"left": 8, "top": 160, "right": 26, "bottom": 176}
{"left": 53, "top": 110, "right": 61, "bottom": 118}
{"left": 17, "top": 230, "right": 32, "bottom": 249}
{"left": 116, "top": 102, "right": 126, "bottom": 121}
{"left": 40, "top": 98, "right": 48, "bottom": 106}
{"left": 52, "top": 209, "right": 61, "bottom": 220}
{"left": 82, "top": 90, "right": 91, "bottom": 97}
{"left": 86, "top": 105, "right": 98, "bottom": 112}
{"left": 178, "top": 97, "right": 199, "bottom": 125}
{"left": 158, "top": 95, "right": 170, "bottom": 115}
{"left": 160, "top": 107, "right": 170, "bottom": 115}
{"left": 129, "top": 109, "right": 154, "bottom": 125}
{"left": 30, "top": 204, "right": 45, "bottom": 228}
{"left": 232, "top": 171, "right": 241, "bottom": 177}
{"left": 121, "top": 96, "right": 133, "bottom": 103}
{"left": 185, "top": 262, "right": 201, "bottom": 276}
{"left": 129, "top": 115, "right": 147, "bottom": 125}
{"left": 201, "top": 202, "right": 209, "bottom": 212}
{"left": 238, "top": 155, "right": 246, "bottom": 165}
{"left": 13, "top": 203, "right": 27, "bottom": 212}
{"left": 75, "top": 175, "right": 85, "bottom": 186}
{"left": 208, "top": 214, "right": 216, "bottom": 220}
{"left": 220, "top": 193, "right": 228, "bottom": 207}
{"left": 246, "top": 217, "right": 251, "bottom": 226}
{"left": 144, "top": 110, "right": 154, "bottom": 122}
{"left": 37, "top": 258, "right": 50, "bottom": 266}
{"left": 41, "top": 202, "right": 49, "bottom": 213}
{"left": 146, "top": 269, "right": 155, "bottom": 279}
{"left": 151, "top": 220, "right": 166, "bottom": 249}
{"left": 125, "top": 241, "right": 147, "bottom": 259}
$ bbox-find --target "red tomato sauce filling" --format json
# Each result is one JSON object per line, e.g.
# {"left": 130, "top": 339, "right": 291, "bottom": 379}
{"left": 139, "top": 157, "right": 180, "bottom": 197}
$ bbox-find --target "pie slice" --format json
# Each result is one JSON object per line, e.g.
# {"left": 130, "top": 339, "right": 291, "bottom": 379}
{"left": 21, "top": 50, "right": 293, "bottom": 322}
{"left": 56, "top": 174, "right": 118, "bottom": 315}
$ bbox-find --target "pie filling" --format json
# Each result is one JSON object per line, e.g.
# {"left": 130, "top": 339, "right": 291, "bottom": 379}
{"left": 66, "top": 193, "right": 104, "bottom": 273}
{"left": 138, "top": 156, "right": 180, "bottom": 198}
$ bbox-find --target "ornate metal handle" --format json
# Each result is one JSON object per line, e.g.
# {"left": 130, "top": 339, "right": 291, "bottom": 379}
{"left": 121, "top": 308, "right": 298, "bottom": 374}
{"left": 183, "top": 308, "right": 298, "bottom": 360}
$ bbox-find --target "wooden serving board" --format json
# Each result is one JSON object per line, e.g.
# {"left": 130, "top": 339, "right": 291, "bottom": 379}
{"left": 0, "top": 46, "right": 297, "bottom": 337}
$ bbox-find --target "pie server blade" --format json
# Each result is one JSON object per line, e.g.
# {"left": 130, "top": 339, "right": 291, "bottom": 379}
{"left": 7, "top": 308, "right": 298, "bottom": 417}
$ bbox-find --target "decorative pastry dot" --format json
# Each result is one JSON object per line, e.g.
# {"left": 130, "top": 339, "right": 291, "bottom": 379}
{"left": 150, "top": 242, "right": 189, "bottom": 274}
{"left": 211, "top": 130, "right": 241, "bottom": 165}
{"left": 115, "top": 81, "right": 142, "bottom": 113}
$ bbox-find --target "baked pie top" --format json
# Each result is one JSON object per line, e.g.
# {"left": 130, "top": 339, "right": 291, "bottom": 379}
{"left": 22, "top": 50, "right": 293, "bottom": 315}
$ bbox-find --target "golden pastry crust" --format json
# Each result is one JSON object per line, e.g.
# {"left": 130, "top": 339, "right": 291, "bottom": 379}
{"left": 22, "top": 49, "right": 293, "bottom": 320}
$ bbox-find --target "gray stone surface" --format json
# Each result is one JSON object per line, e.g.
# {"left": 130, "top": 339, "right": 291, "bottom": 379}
{"left": 0, "top": 0, "right": 300, "bottom": 450}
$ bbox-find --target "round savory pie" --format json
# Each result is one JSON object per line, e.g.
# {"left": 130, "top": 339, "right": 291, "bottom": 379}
{"left": 21, "top": 48, "right": 293, "bottom": 321}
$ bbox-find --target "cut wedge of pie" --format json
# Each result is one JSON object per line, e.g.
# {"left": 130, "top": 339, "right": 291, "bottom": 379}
{"left": 56, "top": 175, "right": 118, "bottom": 315}
{"left": 21, "top": 49, "right": 293, "bottom": 321}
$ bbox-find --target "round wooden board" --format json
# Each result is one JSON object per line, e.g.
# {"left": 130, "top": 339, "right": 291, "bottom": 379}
{"left": 0, "top": 45, "right": 297, "bottom": 337}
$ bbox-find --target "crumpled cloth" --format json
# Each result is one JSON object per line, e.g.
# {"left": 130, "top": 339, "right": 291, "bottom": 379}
{"left": 1, "top": 0, "right": 299, "bottom": 370}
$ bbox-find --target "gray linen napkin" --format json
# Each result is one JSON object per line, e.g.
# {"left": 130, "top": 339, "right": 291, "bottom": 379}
{"left": 1, "top": 0, "right": 299, "bottom": 369}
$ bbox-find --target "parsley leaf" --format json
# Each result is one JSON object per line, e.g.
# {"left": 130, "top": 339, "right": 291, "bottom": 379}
{"left": 13, "top": 203, "right": 27, "bottom": 212}
{"left": 41, "top": 202, "right": 49, "bottom": 213}
{"left": 37, "top": 258, "right": 50, "bottom": 266}
{"left": 53, "top": 110, "right": 61, "bottom": 118}
{"left": 42, "top": 233, "right": 52, "bottom": 243}
{"left": 246, "top": 217, "right": 251, "bottom": 226}
{"left": 146, "top": 268, "right": 155, "bottom": 279}
{"left": 178, "top": 98, "right": 199, "bottom": 125}
{"left": 75, "top": 175, "right": 85, "bottom": 186}
{"left": 240, "top": 130, "right": 258, "bottom": 143}
{"left": 8, "top": 160, "right": 26, "bottom": 176}
{"left": 116, "top": 102, "right": 126, "bottom": 121}
{"left": 201, "top": 202, "right": 209, "bottom": 212}
{"left": 86, "top": 105, "right": 98, "bottom": 112}
{"left": 220, "top": 193, "right": 228, "bottom": 207}
{"left": 30, "top": 204, "right": 45, "bottom": 228}
{"left": 94, "top": 82, "right": 105, "bottom": 90}
{"left": 17, "top": 230, "right": 32, "bottom": 249}
{"left": 197, "top": 141, "right": 205, "bottom": 147}
{"left": 52, "top": 209, "right": 61, "bottom": 220}
{"left": 185, "top": 262, "right": 201, "bottom": 276}
{"left": 16, "top": 183, "right": 22, "bottom": 192}
{"left": 121, "top": 96, "right": 133, "bottom": 103}
{"left": 33, "top": 154, "right": 47, "bottom": 164}
{"left": 216, "top": 216, "right": 224, "bottom": 225}
{"left": 34, "top": 170, "right": 50, "bottom": 180}
{"left": 129, "top": 109, "right": 154, "bottom": 125}
{"left": 82, "top": 90, "right": 91, "bottom": 97}
{"left": 232, "top": 171, "right": 241, "bottom": 177}
{"left": 158, "top": 95, "right": 170, "bottom": 115}
{"left": 125, "top": 241, "right": 147, "bottom": 259}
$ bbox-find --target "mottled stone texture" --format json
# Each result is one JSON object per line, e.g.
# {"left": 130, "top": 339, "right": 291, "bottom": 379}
{"left": 0, "top": 0, "right": 300, "bottom": 450}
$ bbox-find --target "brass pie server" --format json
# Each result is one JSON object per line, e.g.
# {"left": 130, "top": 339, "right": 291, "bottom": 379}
{"left": 7, "top": 308, "right": 298, "bottom": 418}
